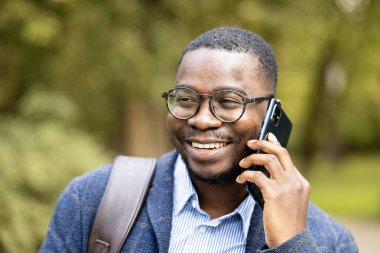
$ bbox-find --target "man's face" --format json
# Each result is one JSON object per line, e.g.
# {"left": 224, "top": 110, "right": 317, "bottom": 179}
{"left": 167, "top": 48, "right": 273, "bottom": 184}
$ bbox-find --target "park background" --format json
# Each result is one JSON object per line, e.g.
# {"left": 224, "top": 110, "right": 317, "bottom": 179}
{"left": 0, "top": 0, "right": 379, "bottom": 252}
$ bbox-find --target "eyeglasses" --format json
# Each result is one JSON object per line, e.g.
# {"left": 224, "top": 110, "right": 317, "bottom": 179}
{"left": 161, "top": 87, "right": 273, "bottom": 123}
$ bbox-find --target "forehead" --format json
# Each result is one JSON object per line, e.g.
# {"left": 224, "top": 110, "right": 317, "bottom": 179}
{"left": 176, "top": 48, "right": 268, "bottom": 96}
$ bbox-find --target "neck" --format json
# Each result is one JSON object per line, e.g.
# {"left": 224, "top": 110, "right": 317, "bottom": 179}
{"left": 192, "top": 180, "right": 248, "bottom": 219}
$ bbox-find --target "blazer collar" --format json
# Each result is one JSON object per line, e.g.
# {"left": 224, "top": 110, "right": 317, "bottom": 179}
{"left": 245, "top": 204, "right": 266, "bottom": 251}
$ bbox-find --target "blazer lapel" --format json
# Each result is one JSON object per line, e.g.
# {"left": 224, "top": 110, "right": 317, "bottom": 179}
{"left": 245, "top": 204, "right": 266, "bottom": 251}
{"left": 147, "top": 151, "right": 177, "bottom": 253}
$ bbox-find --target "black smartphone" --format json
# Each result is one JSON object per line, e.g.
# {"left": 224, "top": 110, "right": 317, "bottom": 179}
{"left": 245, "top": 98, "right": 292, "bottom": 210}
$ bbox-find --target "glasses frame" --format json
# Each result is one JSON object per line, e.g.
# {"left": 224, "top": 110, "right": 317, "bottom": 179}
{"left": 161, "top": 87, "right": 273, "bottom": 123}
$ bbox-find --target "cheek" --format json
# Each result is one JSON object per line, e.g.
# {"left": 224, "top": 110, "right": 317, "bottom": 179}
{"left": 167, "top": 115, "right": 177, "bottom": 137}
{"left": 236, "top": 110, "right": 263, "bottom": 140}
{"left": 167, "top": 114, "right": 184, "bottom": 145}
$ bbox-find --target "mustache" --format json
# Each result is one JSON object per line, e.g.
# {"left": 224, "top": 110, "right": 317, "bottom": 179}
{"left": 177, "top": 128, "right": 242, "bottom": 143}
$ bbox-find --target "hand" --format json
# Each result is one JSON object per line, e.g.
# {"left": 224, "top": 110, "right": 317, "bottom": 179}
{"left": 236, "top": 133, "right": 311, "bottom": 248}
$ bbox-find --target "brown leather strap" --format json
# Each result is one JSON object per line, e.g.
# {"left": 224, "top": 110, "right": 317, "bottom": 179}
{"left": 88, "top": 156, "right": 157, "bottom": 253}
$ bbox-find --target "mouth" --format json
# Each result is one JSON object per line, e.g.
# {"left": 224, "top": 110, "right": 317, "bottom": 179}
{"left": 184, "top": 139, "right": 231, "bottom": 160}
{"left": 191, "top": 142, "right": 227, "bottom": 149}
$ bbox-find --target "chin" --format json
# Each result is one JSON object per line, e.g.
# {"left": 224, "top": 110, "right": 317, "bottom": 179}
{"left": 181, "top": 155, "right": 244, "bottom": 185}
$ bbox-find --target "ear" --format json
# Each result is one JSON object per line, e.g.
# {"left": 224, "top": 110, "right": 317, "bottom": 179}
{"left": 276, "top": 98, "right": 282, "bottom": 107}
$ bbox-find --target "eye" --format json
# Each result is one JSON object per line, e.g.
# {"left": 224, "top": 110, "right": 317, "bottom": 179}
{"left": 176, "top": 96, "right": 196, "bottom": 102}
{"left": 220, "top": 97, "right": 241, "bottom": 104}
{"left": 217, "top": 97, "right": 243, "bottom": 109}
{"left": 175, "top": 96, "right": 197, "bottom": 107}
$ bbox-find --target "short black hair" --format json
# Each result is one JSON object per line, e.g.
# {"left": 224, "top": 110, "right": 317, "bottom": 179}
{"left": 178, "top": 27, "right": 278, "bottom": 89}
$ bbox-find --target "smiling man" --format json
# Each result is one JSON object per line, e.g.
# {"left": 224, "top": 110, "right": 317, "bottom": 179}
{"left": 40, "top": 27, "right": 358, "bottom": 252}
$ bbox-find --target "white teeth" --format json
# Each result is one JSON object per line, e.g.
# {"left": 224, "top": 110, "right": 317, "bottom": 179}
{"left": 192, "top": 142, "right": 227, "bottom": 149}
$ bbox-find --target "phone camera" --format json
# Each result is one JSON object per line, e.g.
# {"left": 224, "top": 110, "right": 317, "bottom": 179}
{"left": 271, "top": 105, "right": 282, "bottom": 127}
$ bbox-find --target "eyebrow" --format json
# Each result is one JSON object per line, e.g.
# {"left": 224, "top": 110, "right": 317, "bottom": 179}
{"left": 175, "top": 84, "right": 249, "bottom": 96}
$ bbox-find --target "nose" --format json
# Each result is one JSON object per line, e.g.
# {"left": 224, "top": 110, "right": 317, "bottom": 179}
{"left": 187, "top": 97, "right": 222, "bottom": 130}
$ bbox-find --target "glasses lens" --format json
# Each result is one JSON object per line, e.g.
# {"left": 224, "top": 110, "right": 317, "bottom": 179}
{"left": 167, "top": 88, "right": 198, "bottom": 119}
{"left": 211, "top": 91, "right": 244, "bottom": 122}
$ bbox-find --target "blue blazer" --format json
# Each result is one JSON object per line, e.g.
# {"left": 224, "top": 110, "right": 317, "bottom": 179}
{"left": 40, "top": 150, "right": 358, "bottom": 252}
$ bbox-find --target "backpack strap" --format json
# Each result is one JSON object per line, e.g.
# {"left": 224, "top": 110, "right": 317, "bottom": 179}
{"left": 88, "top": 156, "right": 157, "bottom": 253}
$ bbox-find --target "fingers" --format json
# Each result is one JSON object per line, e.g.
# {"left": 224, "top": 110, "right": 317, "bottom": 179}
{"left": 245, "top": 133, "right": 294, "bottom": 172}
{"left": 236, "top": 170, "right": 271, "bottom": 190}
{"left": 239, "top": 153, "right": 284, "bottom": 179}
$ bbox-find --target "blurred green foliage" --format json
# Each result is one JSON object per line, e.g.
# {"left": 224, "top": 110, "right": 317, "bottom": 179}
{"left": 0, "top": 0, "right": 379, "bottom": 252}
{"left": 0, "top": 90, "right": 109, "bottom": 252}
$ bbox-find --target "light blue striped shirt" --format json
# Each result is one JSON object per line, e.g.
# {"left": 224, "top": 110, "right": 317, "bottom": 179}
{"left": 169, "top": 155, "right": 255, "bottom": 253}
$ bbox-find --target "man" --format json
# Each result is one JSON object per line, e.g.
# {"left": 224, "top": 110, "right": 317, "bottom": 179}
{"left": 40, "top": 27, "right": 358, "bottom": 252}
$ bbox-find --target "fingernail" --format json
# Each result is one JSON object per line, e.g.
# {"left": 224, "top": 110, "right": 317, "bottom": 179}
{"left": 239, "top": 158, "right": 247, "bottom": 168}
{"left": 268, "top": 132, "right": 281, "bottom": 145}
{"left": 248, "top": 140, "right": 258, "bottom": 145}
{"left": 268, "top": 132, "right": 277, "bottom": 141}
{"left": 236, "top": 176, "right": 243, "bottom": 184}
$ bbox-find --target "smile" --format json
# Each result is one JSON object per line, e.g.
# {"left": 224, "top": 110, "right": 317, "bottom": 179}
{"left": 191, "top": 142, "right": 227, "bottom": 149}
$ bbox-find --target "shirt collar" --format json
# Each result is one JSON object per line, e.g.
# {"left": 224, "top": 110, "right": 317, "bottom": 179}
{"left": 173, "top": 154, "right": 255, "bottom": 238}
{"left": 236, "top": 193, "right": 255, "bottom": 239}
{"left": 173, "top": 154, "right": 197, "bottom": 216}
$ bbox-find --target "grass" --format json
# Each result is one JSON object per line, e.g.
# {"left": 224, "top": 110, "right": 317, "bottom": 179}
{"left": 304, "top": 153, "right": 380, "bottom": 219}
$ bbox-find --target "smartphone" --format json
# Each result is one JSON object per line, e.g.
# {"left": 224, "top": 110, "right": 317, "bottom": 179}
{"left": 245, "top": 98, "right": 292, "bottom": 210}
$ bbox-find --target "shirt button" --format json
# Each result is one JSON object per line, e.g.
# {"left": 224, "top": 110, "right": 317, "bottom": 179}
{"left": 198, "top": 226, "right": 207, "bottom": 234}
